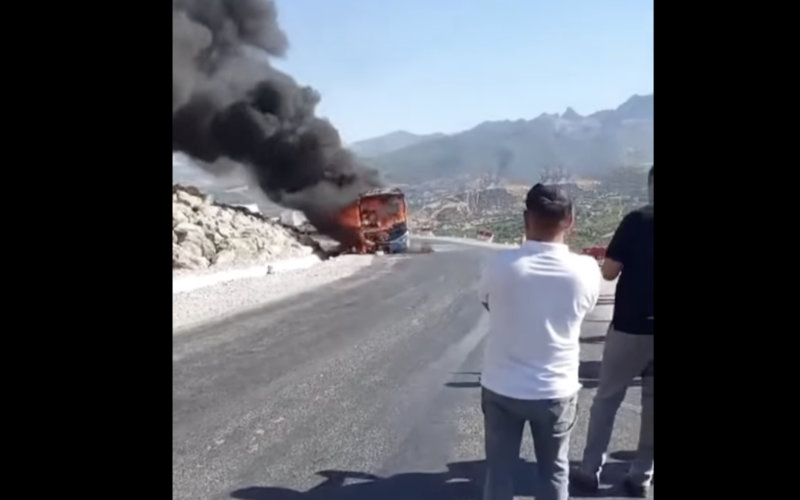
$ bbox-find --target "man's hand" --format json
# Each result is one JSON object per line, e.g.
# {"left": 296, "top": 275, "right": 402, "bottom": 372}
{"left": 601, "top": 257, "right": 622, "bottom": 281}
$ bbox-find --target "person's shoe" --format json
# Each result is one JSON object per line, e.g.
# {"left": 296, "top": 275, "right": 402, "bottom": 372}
{"left": 570, "top": 468, "right": 599, "bottom": 493}
{"left": 622, "top": 477, "right": 649, "bottom": 498}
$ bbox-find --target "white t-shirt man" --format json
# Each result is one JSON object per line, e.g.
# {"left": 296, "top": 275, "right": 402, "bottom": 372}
{"left": 478, "top": 240, "right": 601, "bottom": 400}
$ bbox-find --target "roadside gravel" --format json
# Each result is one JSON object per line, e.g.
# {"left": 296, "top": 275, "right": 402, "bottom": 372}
{"left": 173, "top": 254, "right": 376, "bottom": 333}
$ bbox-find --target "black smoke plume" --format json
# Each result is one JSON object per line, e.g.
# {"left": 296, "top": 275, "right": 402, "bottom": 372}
{"left": 172, "top": 0, "right": 381, "bottom": 227}
{"left": 495, "top": 147, "right": 513, "bottom": 177}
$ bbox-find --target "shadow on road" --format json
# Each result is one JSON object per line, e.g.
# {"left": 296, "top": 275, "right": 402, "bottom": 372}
{"left": 230, "top": 459, "right": 639, "bottom": 499}
{"left": 444, "top": 381, "right": 481, "bottom": 388}
{"left": 444, "top": 371, "right": 481, "bottom": 388}
{"left": 609, "top": 450, "right": 637, "bottom": 461}
{"left": 580, "top": 334, "right": 607, "bottom": 343}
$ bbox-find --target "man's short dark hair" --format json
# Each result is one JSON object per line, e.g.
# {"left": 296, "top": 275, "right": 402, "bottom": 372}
{"left": 525, "top": 183, "right": 573, "bottom": 226}
{"left": 648, "top": 165, "right": 654, "bottom": 185}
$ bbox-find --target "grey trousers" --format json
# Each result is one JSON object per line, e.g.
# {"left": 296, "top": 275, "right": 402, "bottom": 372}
{"left": 580, "top": 326, "right": 654, "bottom": 486}
{"left": 482, "top": 387, "right": 578, "bottom": 500}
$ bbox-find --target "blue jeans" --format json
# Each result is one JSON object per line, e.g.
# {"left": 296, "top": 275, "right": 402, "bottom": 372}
{"left": 482, "top": 387, "right": 577, "bottom": 500}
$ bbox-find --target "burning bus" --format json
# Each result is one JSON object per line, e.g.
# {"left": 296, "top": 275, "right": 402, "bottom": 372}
{"left": 334, "top": 187, "right": 409, "bottom": 254}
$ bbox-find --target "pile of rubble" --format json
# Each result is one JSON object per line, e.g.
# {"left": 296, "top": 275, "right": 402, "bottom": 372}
{"left": 173, "top": 185, "right": 317, "bottom": 271}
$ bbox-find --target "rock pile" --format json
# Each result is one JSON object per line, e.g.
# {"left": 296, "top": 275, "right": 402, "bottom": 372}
{"left": 173, "top": 185, "right": 315, "bottom": 270}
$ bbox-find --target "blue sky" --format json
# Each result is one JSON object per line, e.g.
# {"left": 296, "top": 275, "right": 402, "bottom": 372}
{"left": 271, "top": 0, "right": 653, "bottom": 143}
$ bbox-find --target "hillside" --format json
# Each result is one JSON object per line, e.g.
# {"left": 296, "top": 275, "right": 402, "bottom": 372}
{"left": 349, "top": 130, "right": 445, "bottom": 158}
{"left": 409, "top": 166, "right": 650, "bottom": 249}
{"left": 366, "top": 95, "right": 653, "bottom": 184}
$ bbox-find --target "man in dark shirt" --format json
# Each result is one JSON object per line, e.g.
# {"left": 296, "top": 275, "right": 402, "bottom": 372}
{"left": 573, "top": 166, "right": 654, "bottom": 498}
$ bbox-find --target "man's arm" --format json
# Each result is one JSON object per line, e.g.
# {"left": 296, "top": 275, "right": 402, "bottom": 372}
{"left": 577, "top": 255, "right": 603, "bottom": 313}
{"left": 602, "top": 213, "right": 636, "bottom": 281}
{"left": 589, "top": 261, "right": 603, "bottom": 310}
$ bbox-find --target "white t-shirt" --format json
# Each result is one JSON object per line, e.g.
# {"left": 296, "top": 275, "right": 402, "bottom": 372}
{"left": 478, "top": 240, "right": 601, "bottom": 400}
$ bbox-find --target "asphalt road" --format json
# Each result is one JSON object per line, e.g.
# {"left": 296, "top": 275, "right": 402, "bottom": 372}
{"left": 173, "top": 241, "right": 651, "bottom": 499}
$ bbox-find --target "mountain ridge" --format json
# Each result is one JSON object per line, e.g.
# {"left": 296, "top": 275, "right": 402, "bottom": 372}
{"left": 362, "top": 94, "right": 653, "bottom": 183}
{"left": 349, "top": 130, "right": 446, "bottom": 158}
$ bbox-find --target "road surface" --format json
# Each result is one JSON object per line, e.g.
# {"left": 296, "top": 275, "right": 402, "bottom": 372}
{"left": 173, "top": 241, "right": 651, "bottom": 499}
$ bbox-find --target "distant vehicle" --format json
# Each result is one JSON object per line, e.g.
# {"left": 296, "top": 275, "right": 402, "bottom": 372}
{"left": 336, "top": 188, "right": 408, "bottom": 254}
{"left": 476, "top": 228, "right": 494, "bottom": 242}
